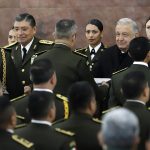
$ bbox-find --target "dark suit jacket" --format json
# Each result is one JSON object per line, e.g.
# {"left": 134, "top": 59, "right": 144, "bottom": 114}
{"left": 0, "top": 49, "right": 24, "bottom": 99}
{"left": 97, "top": 45, "right": 133, "bottom": 78}
{"left": 0, "top": 129, "right": 34, "bottom": 150}
{"left": 124, "top": 101, "right": 150, "bottom": 150}
{"left": 16, "top": 123, "right": 76, "bottom": 150}
{"left": 11, "top": 37, "right": 54, "bottom": 87}
{"left": 53, "top": 112, "right": 102, "bottom": 150}
{"left": 109, "top": 64, "right": 150, "bottom": 107}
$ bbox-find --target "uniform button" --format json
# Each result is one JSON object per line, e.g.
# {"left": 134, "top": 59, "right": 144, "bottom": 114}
{"left": 22, "top": 69, "right": 25, "bottom": 72}
{"left": 22, "top": 81, "right": 25, "bottom": 85}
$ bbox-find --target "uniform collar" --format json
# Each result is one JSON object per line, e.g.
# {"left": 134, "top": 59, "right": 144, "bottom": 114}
{"left": 89, "top": 43, "right": 102, "bottom": 53}
{"left": 31, "top": 119, "right": 52, "bottom": 126}
{"left": 126, "top": 99, "right": 145, "bottom": 105}
{"left": 33, "top": 88, "right": 53, "bottom": 93}
{"left": 133, "top": 61, "right": 148, "bottom": 67}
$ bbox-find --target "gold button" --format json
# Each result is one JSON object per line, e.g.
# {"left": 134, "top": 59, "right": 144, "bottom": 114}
{"left": 22, "top": 69, "right": 25, "bottom": 72}
{"left": 22, "top": 81, "right": 25, "bottom": 85}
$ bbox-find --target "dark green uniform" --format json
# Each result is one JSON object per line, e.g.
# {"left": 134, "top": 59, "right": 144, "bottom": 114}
{"left": 16, "top": 123, "right": 76, "bottom": 150}
{"left": 5, "top": 37, "right": 54, "bottom": 87}
{"left": 53, "top": 112, "right": 102, "bottom": 150}
{"left": 0, "top": 129, "right": 34, "bottom": 150}
{"left": 0, "top": 48, "right": 24, "bottom": 99}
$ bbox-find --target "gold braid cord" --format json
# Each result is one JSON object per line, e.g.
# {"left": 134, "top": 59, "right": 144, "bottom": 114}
{"left": 1, "top": 49, "right": 6, "bottom": 92}
{"left": 63, "top": 101, "right": 69, "bottom": 119}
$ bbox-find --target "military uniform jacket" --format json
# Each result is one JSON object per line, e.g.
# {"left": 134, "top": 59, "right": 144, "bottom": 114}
{"left": 53, "top": 112, "right": 102, "bottom": 150}
{"left": 124, "top": 101, "right": 150, "bottom": 150}
{"left": 97, "top": 45, "right": 133, "bottom": 78}
{"left": 0, "top": 129, "right": 34, "bottom": 150}
{"left": 0, "top": 49, "right": 24, "bottom": 99}
{"left": 16, "top": 123, "right": 76, "bottom": 150}
{"left": 75, "top": 43, "right": 106, "bottom": 78}
{"left": 109, "top": 64, "right": 150, "bottom": 108}
{"left": 36, "top": 44, "right": 102, "bottom": 109}
{"left": 10, "top": 37, "right": 54, "bottom": 87}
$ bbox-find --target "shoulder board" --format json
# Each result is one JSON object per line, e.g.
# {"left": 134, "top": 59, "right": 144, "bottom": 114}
{"left": 15, "top": 123, "right": 27, "bottom": 129}
{"left": 3, "top": 41, "right": 18, "bottom": 48}
{"left": 12, "top": 134, "right": 33, "bottom": 148}
{"left": 39, "top": 40, "right": 54, "bottom": 45}
{"left": 112, "top": 67, "right": 128, "bottom": 75}
{"left": 56, "top": 94, "right": 68, "bottom": 102}
{"left": 73, "top": 51, "right": 88, "bottom": 58}
{"left": 55, "top": 128, "right": 75, "bottom": 136}
{"left": 10, "top": 94, "right": 27, "bottom": 102}
{"left": 17, "top": 115, "right": 25, "bottom": 120}
{"left": 92, "top": 118, "right": 102, "bottom": 124}
{"left": 34, "top": 50, "right": 48, "bottom": 56}
{"left": 102, "top": 106, "right": 121, "bottom": 114}
{"left": 74, "top": 47, "right": 87, "bottom": 52}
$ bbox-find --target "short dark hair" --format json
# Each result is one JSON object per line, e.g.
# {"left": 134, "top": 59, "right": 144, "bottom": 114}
{"left": 28, "top": 91, "right": 55, "bottom": 119}
{"left": 30, "top": 59, "right": 55, "bottom": 84}
{"left": 15, "top": 13, "right": 36, "bottom": 27}
{"left": 128, "top": 37, "right": 150, "bottom": 61}
{"left": 0, "top": 96, "right": 15, "bottom": 124}
{"left": 68, "top": 81, "right": 95, "bottom": 111}
{"left": 87, "top": 19, "right": 103, "bottom": 32}
{"left": 54, "top": 19, "right": 77, "bottom": 39}
{"left": 121, "top": 71, "right": 148, "bottom": 99}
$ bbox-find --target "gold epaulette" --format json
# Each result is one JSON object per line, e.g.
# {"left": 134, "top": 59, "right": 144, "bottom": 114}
{"left": 39, "top": 40, "right": 54, "bottom": 45}
{"left": 34, "top": 50, "right": 48, "bottom": 56}
{"left": 3, "top": 41, "right": 18, "bottom": 48}
{"left": 15, "top": 123, "right": 27, "bottom": 129}
{"left": 10, "top": 94, "right": 27, "bottom": 102}
{"left": 55, "top": 128, "right": 75, "bottom": 136}
{"left": 56, "top": 94, "right": 68, "bottom": 102}
{"left": 73, "top": 51, "right": 88, "bottom": 58}
{"left": 92, "top": 118, "right": 102, "bottom": 124}
{"left": 74, "top": 47, "right": 87, "bottom": 52}
{"left": 112, "top": 67, "right": 128, "bottom": 75}
{"left": 12, "top": 134, "right": 33, "bottom": 148}
{"left": 102, "top": 106, "right": 121, "bottom": 114}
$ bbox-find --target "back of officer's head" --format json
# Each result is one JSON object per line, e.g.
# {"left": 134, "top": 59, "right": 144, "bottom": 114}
{"left": 68, "top": 81, "right": 96, "bottom": 113}
{"left": 54, "top": 19, "right": 77, "bottom": 39}
{"left": 0, "top": 96, "right": 16, "bottom": 128}
{"left": 28, "top": 91, "right": 55, "bottom": 120}
{"left": 100, "top": 108, "right": 139, "bottom": 149}
{"left": 121, "top": 71, "right": 148, "bottom": 100}
{"left": 30, "top": 59, "right": 55, "bottom": 84}
{"left": 128, "top": 37, "right": 150, "bottom": 61}
{"left": 15, "top": 13, "right": 36, "bottom": 27}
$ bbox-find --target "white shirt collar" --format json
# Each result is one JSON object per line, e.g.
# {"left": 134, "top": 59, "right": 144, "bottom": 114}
{"left": 7, "top": 129, "right": 14, "bottom": 134}
{"left": 126, "top": 99, "right": 145, "bottom": 105}
{"left": 133, "top": 61, "right": 148, "bottom": 67}
{"left": 89, "top": 43, "right": 102, "bottom": 53}
{"left": 33, "top": 88, "right": 53, "bottom": 93}
{"left": 31, "top": 119, "right": 52, "bottom": 126}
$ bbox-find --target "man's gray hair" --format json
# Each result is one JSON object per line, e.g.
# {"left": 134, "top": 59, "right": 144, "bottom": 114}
{"left": 117, "top": 18, "right": 139, "bottom": 34}
{"left": 101, "top": 108, "right": 139, "bottom": 148}
{"left": 54, "top": 19, "right": 77, "bottom": 39}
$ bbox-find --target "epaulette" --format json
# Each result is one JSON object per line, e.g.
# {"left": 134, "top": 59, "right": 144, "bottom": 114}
{"left": 39, "top": 40, "right": 54, "bottom": 45}
{"left": 3, "top": 41, "right": 18, "bottom": 48}
{"left": 15, "top": 123, "right": 27, "bottom": 129}
{"left": 102, "top": 106, "right": 120, "bottom": 114}
{"left": 74, "top": 47, "right": 87, "bottom": 52}
{"left": 55, "top": 128, "right": 75, "bottom": 136}
{"left": 56, "top": 94, "right": 68, "bottom": 102}
{"left": 17, "top": 115, "right": 25, "bottom": 120}
{"left": 92, "top": 118, "right": 102, "bottom": 124}
{"left": 112, "top": 67, "right": 128, "bottom": 75}
{"left": 73, "top": 51, "right": 88, "bottom": 58}
{"left": 10, "top": 94, "right": 27, "bottom": 102}
{"left": 12, "top": 134, "right": 33, "bottom": 148}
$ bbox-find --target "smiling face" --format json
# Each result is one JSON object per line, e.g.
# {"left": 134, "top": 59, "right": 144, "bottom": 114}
{"left": 14, "top": 20, "right": 36, "bottom": 46}
{"left": 115, "top": 24, "right": 136, "bottom": 52}
{"left": 85, "top": 24, "right": 102, "bottom": 47}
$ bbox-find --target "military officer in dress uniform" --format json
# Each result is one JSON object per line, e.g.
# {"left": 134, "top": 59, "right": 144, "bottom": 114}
{"left": 0, "top": 96, "right": 34, "bottom": 150}
{"left": 5, "top": 13, "right": 54, "bottom": 94}
{"left": 75, "top": 19, "right": 106, "bottom": 78}
{"left": 11, "top": 59, "right": 69, "bottom": 126}
{"left": 53, "top": 81, "right": 102, "bottom": 150}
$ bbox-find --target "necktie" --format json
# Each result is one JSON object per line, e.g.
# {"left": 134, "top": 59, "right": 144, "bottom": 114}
{"left": 22, "top": 47, "right": 27, "bottom": 62}
{"left": 90, "top": 48, "right": 95, "bottom": 55}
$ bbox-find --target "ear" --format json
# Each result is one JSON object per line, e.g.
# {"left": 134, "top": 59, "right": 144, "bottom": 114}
{"left": 49, "top": 72, "right": 57, "bottom": 86}
{"left": 48, "top": 104, "right": 56, "bottom": 122}
{"left": 10, "top": 111, "right": 17, "bottom": 128}
{"left": 33, "top": 26, "right": 37, "bottom": 35}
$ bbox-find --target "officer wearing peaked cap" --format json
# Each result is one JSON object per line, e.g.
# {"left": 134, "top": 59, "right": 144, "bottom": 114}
{"left": 5, "top": 13, "right": 54, "bottom": 94}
